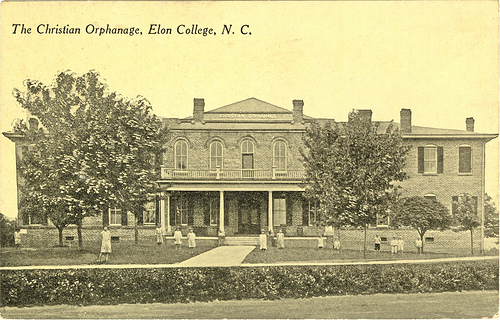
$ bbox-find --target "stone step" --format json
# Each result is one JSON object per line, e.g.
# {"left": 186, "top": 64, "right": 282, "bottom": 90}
{"left": 224, "top": 237, "right": 260, "bottom": 246}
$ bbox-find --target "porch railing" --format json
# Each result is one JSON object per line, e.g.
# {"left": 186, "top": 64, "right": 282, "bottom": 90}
{"left": 161, "top": 167, "right": 305, "bottom": 180}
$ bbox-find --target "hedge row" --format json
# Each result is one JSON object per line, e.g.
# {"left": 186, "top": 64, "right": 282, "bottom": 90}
{"left": 1, "top": 261, "right": 498, "bottom": 307}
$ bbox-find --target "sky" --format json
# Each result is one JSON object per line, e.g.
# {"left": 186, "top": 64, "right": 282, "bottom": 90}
{"left": 1, "top": 1, "right": 498, "bottom": 219}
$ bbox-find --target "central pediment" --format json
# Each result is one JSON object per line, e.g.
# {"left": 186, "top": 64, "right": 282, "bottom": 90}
{"left": 206, "top": 98, "right": 292, "bottom": 114}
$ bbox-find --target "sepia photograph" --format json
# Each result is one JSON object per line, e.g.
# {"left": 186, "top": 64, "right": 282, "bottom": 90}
{"left": 0, "top": 1, "right": 498, "bottom": 319}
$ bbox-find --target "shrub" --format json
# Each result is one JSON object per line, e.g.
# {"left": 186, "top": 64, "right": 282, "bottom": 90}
{"left": 1, "top": 261, "right": 498, "bottom": 307}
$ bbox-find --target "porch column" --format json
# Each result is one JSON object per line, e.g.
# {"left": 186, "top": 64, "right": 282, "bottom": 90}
{"left": 219, "top": 190, "right": 225, "bottom": 233}
{"left": 160, "top": 192, "right": 166, "bottom": 232}
{"left": 166, "top": 193, "right": 171, "bottom": 234}
{"left": 268, "top": 191, "right": 273, "bottom": 233}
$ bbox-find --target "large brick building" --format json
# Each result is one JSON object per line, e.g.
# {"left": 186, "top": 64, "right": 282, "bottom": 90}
{"left": 4, "top": 98, "right": 497, "bottom": 249}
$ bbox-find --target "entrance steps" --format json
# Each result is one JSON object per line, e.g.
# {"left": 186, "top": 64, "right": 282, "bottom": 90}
{"left": 225, "top": 236, "right": 260, "bottom": 246}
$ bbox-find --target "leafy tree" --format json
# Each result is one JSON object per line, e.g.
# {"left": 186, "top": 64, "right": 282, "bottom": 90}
{"left": 0, "top": 213, "right": 17, "bottom": 247}
{"left": 13, "top": 71, "right": 167, "bottom": 246}
{"left": 453, "top": 194, "right": 480, "bottom": 255}
{"left": 484, "top": 193, "right": 499, "bottom": 238}
{"left": 302, "top": 112, "right": 411, "bottom": 257}
{"left": 391, "top": 196, "right": 452, "bottom": 253}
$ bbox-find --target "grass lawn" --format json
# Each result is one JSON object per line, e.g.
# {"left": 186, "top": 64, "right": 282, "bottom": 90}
{"left": 1, "top": 290, "right": 498, "bottom": 319}
{"left": 242, "top": 246, "right": 499, "bottom": 264}
{"left": 0, "top": 242, "right": 216, "bottom": 267}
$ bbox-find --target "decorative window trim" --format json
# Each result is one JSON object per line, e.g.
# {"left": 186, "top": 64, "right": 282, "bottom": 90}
{"left": 273, "top": 140, "right": 287, "bottom": 172}
{"left": 174, "top": 139, "right": 189, "bottom": 171}
{"left": 241, "top": 139, "right": 255, "bottom": 154}
{"left": 424, "top": 193, "right": 437, "bottom": 201}
{"left": 209, "top": 141, "right": 224, "bottom": 171}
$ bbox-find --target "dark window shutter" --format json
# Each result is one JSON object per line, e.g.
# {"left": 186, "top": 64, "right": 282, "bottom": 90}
{"left": 302, "top": 199, "right": 309, "bottom": 226}
{"left": 170, "top": 197, "right": 175, "bottom": 226}
{"left": 204, "top": 196, "right": 210, "bottom": 226}
{"left": 452, "top": 196, "right": 458, "bottom": 215}
{"left": 102, "top": 210, "right": 109, "bottom": 226}
{"left": 188, "top": 201, "right": 194, "bottom": 226}
{"left": 473, "top": 196, "right": 478, "bottom": 216}
{"left": 418, "top": 147, "right": 424, "bottom": 173}
{"left": 155, "top": 198, "right": 160, "bottom": 225}
{"left": 437, "top": 147, "right": 444, "bottom": 173}
{"left": 286, "top": 194, "right": 293, "bottom": 225}
{"left": 224, "top": 198, "right": 229, "bottom": 226}
{"left": 459, "top": 147, "right": 472, "bottom": 173}
{"left": 121, "top": 209, "right": 128, "bottom": 226}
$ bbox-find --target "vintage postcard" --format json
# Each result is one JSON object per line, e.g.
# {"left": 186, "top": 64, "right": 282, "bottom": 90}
{"left": 0, "top": 1, "right": 498, "bottom": 319}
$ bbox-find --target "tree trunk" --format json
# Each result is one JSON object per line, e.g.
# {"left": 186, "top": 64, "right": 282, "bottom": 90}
{"left": 57, "top": 227, "right": 63, "bottom": 246}
{"left": 470, "top": 228, "right": 474, "bottom": 255}
{"left": 420, "top": 233, "right": 425, "bottom": 254}
{"left": 363, "top": 224, "right": 367, "bottom": 259}
{"left": 77, "top": 220, "right": 83, "bottom": 248}
{"left": 134, "top": 216, "right": 139, "bottom": 245}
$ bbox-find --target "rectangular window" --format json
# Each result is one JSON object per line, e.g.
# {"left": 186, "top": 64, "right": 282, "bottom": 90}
{"left": 143, "top": 202, "right": 156, "bottom": 225}
{"left": 273, "top": 198, "right": 287, "bottom": 226}
{"left": 175, "top": 197, "right": 189, "bottom": 225}
{"left": 424, "top": 146, "right": 437, "bottom": 174}
{"left": 376, "top": 213, "right": 389, "bottom": 227}
{"left": 459, "top": 146, "right": 472, "bottom": 173}
{"left": 308, "top": 201, "right": 320, "bottom": 227}
{"left": 109, "top": 207, "right": 122, "bottom": 226}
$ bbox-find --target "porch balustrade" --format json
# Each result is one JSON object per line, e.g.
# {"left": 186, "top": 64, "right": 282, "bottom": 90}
{"left": 161, "top": 167, "right": 305, "bottom": 180}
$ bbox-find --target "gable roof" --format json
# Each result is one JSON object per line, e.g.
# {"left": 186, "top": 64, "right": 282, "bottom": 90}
{"left": 205, "top": 98, "right": 292, "bottom": 114}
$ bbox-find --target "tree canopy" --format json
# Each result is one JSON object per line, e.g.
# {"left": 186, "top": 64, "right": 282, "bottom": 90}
{"left": 452, "top": 193, "right": 480, "bottom": 254}
{"left": 484, "top": 193, "right": 499, "bottom": 238}
{"left": 391, "top": 196, "right": 452, "bottom": 253}
{"left": 14, "top": 70, "right": 167, "bottom": 246}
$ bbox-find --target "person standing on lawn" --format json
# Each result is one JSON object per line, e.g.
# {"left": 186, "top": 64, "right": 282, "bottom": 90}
{"left": 99, "top": 226, "right": 111, "bottom": 262}
{"left": 333, "top": 236, "right": 341, "bottom": 253}
{"left": 14, "top": 229, "right": 21, "bottom": 248}
{"left": 155, "top": 224, "right": 163, "bottom": 246}
{"left": 174, "top": 227, "right": 182, "bottom": 250}
{"left": 397, "top": 236, "right": 404, "bottom": 254}
{"left": 277, "top": 229, "right": 285, "bottom": 249}
{"left": 415, "top": 238, "right": 423, "bottom": 254}
{"left": 259, "top": 230, "right": 267, "bottom": 250}
{"left": 317, "top": 235, "right": 324, "bottom": 249}
{"left": 187, "top": 228, "right": 196, "bottom": 249}
{"left": 390, "top": 236, "right": 398, "bottom": 255}
{"left": 374, "top": 234, "right": 381, "bottom": 252}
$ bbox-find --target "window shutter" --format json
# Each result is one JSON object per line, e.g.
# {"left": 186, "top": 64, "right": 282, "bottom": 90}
{"left": 170, "top": 198, "right": 175, "bottom": 226}
{"left": 302, "top": 199, "right": 309, "bottom": 226}
{"left": 204, "top": 196, "right": 210, "bottom": 226}
{"left": 437, "top": 147, "right": 444, "bottom": 173}
{"left": 452, "top": 196, "right": 458, "bottom": 215}
{"left": 155, "top": 198, "right": 160, "bottom": 225}
{"left": 473, "top": 196, "right": 478, "bottom": 216}
{"left": 286, "top": 194, "right": 293, "bottom": 225}
{"left": 188, "top": 202, "right": 194, "bottom": 226}
{"left": 418, "top": 147, "right": 424, "bottom": 173}
{"left": 121, "top": 209, "right": 128, "bottom": 226}
{"left": 459, "top": 147, "right": 472, "bottom": 173}
{"left": 224, "top": 199, "right": 229, "bottom": 226}
{"left": 102, "top": 210, "right": 109, "bottom": 226}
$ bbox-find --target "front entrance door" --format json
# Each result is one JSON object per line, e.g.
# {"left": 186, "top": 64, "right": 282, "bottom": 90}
{"left": 238, "top": 198, "right": 260, "bottom": 234}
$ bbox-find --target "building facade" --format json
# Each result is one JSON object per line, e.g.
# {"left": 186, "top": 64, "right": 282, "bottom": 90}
{"left": 4, "top": 98, "right": 497, "bottom": 249}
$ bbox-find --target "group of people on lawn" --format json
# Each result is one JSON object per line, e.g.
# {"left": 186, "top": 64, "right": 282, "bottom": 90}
{"left": 99, "top": 226, "right": 424, "bottom": 262}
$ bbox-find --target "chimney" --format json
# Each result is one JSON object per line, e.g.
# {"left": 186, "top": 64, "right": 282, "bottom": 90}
{"left": 28, "top": 117, "right": 39, "bottom": 131}
{"left": 193, "top": 98, "right": 205, "bottom": 122}
{"left": 466, "top": 117, "right": 474, "bottom": 132}
{"left": 292, "top": 100, "right": 304, "bottom": 123}
{"left": 349, "top": 109, "right": 372, "bottom": 123}
{"left": 400, "top": 109, "right": 412, "bottom": 133}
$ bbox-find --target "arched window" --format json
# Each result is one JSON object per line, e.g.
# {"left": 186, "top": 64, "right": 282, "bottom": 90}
{"left": 273, "top": 140, "right": 287, "bottom": 171}
{"left": 175, "top": 140, "right": 188, "bottom": 170}
{"left": 210, "top": 141, "right": 223, "bottom": 170}
{"left": 424, "top": 194, "right": 437, "bottom": 201}
{"left": 241, "top": 140, "right": 254, "bottom": 177}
